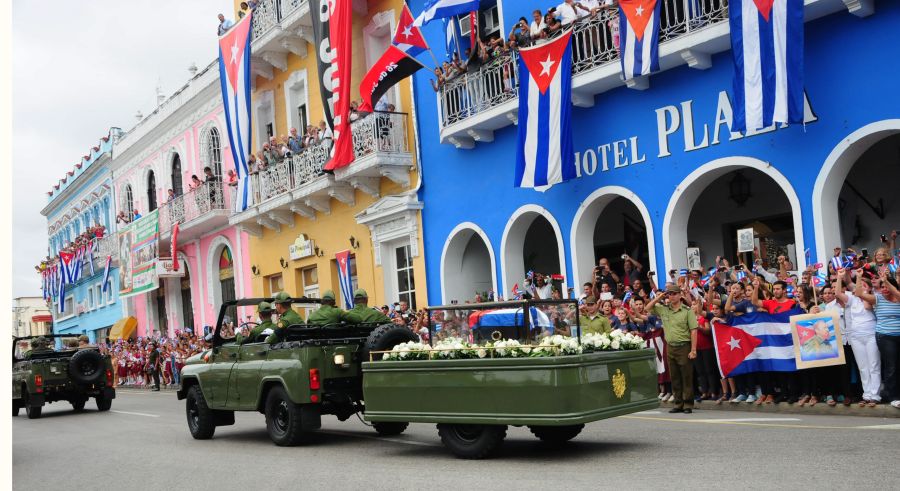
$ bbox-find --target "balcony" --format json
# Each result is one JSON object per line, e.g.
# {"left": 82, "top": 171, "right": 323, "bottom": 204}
{"left": 249, "top": 0, "right": 311, "bottom": 79}
{"left": 230, "top": 112, "right": 414, "bottom": 235}
{"left": 158, "top": 181, "right": 230, "bottom": 243}
{"left": 93, "top": 233, "right": 118, "bottom": 266}
{"left": 437, "top": 0, "right": 860, "bottom": 149}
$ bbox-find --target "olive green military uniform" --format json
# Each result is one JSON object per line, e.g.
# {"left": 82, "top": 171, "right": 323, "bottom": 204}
{"left": 266, "top": 292, "right": 305, "bottom": 344}
{"left": 307, "top": 291, "right": 347, "bottom": 326}
{"left": 237, "top": 302, "right": 277, "bottom": 344}
{"left": 345, "top": 288, "right": 391, "bottom": 324}
{"left": 651, "top": 285, "right": 699, "bottom": 410}
{"left": 24, "top": 337, "right": 52, "bottom": 359}
{"left": 579, "top": 314, "right": 612, "bottom": 335}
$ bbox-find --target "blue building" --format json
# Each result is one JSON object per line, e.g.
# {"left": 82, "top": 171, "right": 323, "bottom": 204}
{"left": 42, "top": 130, "right": 124, "bottom": 342}
{"left": 410, "top": 0, "right": 900, "bottom": 304}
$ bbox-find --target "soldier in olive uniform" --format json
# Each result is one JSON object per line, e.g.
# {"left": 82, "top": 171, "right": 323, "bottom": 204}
{"left": 266, "top": 291, "right": 304, "bottom": 344}
{"left": 24, "top": 336, "right": 53, "bottom": 359}
{"left": 345, "top": 289, "right": 391, "bottom": 324}
{"left": 307, "top": 290, "right": 348, "bottom": 326}
{"left": 237, "top": 302, "right": 276, "bottom": 344}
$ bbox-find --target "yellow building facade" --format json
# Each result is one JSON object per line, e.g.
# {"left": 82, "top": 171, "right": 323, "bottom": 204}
{"left": 230, "top": 0, "right": 427, "bottom": 310}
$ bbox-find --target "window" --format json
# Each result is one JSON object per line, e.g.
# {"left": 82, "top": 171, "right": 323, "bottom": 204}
{"left": 123, "top": 185, "right": 134, "bottom": 218}
{"left": 171, "top": 154, "right": 183, "bottom": 196}
{"left": 395, "top": 245, "right": 416, "bottom": 310}
{"left": 96, "top": 285, "right": 103, "bottom": 308}
{"left": 219, "top": 247, "right": 237, "bottom": 323}
{"left": 88, "top": 288, "right": 94, "bottom": 310}
{"left": 266, "top": 273, "right": 284, "bottom": 296}
{"left": 200, "top": 127, "right": 223, "bottom": 177}
{"left": 147, "top": 170, "right": 157, "bottom": 212}
{"left": 64, "top": 296, "right": 75, "bottom": 317}
{"left": 297, "top": 104, "right": 308, "bottom": 133}
{"left": 300, "top": 266, "right": 319, "bottom": 318}
{"left": 265, "top": 123, "right": 274, "bottom": 140}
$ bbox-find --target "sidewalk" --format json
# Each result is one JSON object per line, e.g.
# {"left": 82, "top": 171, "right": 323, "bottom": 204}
{"left": 660, "top": 398, "right": 900, "bottom": 418}
{"left": 115, "top": 385, "right": 179, "bottom": 393}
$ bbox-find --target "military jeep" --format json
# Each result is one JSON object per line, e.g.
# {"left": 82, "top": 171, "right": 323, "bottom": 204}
{"left": 177, "top": 297, "right": 417, "bottom": 446}
{"left": 12, "top": 335, "right": 116, "bottom": 419}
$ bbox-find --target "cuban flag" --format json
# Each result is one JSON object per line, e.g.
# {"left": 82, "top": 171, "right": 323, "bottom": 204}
{"left": 729, "top": 0, "right": 804, "bottom": 133}
{"left": 443, "top": 16, "right": 465, "bottom": 60}
{"left": 335, "top": 250, "right": 354, "bottom": 310}
{"left": 514, "top": 30, "right": 576, "bottom": 190}
{"left": 413, "top": 0, "right": 480, "bottom": 27}
{"left": 468, "top": 307, "right": 553, "bottom": 332}
{"left": 218, "top": 13, "right": 253, "bottom": 212}
{"left": 712, "top": 309, "right": 804, "bottom": 377}
{"left": 394, "top": 3, "right": 429, "bottom": 57}
{"left": 812, "top": 271, "right": 829, "bottom": 287}
{"left": 101, "top": 255, "right": 113, "bottom": 293}
{"left": 618, "top": 0, "right": 660, "bottom": 81}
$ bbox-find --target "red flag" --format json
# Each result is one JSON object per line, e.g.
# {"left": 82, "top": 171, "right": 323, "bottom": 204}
{"left": 469, "top": 11, "right": 477, "bottom": 48}
{"left": 358, "top": 46, "right": 426, "bottom": 113}
{"left": 393, "top": 3, "right": 429, "bottom": 55}
{"left": 171, "top": 222, "right": 179, "bottom": 271}
{"left": 712, "top": 322, "right": 762, "bottom": 377}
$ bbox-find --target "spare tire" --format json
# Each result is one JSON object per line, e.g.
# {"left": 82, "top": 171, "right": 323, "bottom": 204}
{"left": 362, "top": 324, "right": 419, "bottom": 361}
{"left": 69, "top": 349, "right": 105, "bottom": 385}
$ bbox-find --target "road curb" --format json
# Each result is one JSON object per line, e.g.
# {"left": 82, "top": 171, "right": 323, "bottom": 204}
{"left": 660, "top": 399, "right": 900, "bottom": 418}
{"left": 114, "top": 386, "right": 179, "bottom": 393}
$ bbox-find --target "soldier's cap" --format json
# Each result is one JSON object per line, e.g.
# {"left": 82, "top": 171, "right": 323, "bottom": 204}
{"left": 321, "top": 290, "right": 336, "bottom": 301}
{"left": 353, "top": 288, "right": 368, "bottom": 299}
{"left": 665, "top": 284, "right": 682, "bottom": 294}
{"left": 257, "top": 301, "right": 275, "bottom": 313}
{"left": 272, "top": 291, "right": 293, "bottom": 304}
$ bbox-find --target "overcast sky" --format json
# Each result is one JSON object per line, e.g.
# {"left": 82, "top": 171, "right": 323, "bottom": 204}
{"left": 12, "top": 0, "right": 230, "bottom": 297}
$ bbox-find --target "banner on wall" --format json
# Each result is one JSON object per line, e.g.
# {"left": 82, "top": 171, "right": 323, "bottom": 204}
{"left": 119, "top": 210, "right": 160, "bottom": 298}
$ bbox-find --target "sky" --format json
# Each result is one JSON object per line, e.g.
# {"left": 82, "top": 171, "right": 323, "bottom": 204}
{"left": 12, "top": 0, "right": 231, "bottom": 297}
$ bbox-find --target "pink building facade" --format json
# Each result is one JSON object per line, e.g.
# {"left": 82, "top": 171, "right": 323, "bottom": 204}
{"left": 110, "top": 63, "right": 253, "bottom": 338}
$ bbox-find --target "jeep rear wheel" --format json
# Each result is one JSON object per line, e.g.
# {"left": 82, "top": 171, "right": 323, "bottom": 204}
{"left": 264, "top": 386, "right": 310, "bottom": 446}
{"left": 13, "top": 399, "right": 21, "bottom": 416}
{"left": 96, "top": 393, "right": 112, "bottom": 412}
{"left": 437, "top": 424, "right": 506, "bottom": 459}
{"left": 186, "top": 385, "right": 215, "bottom": 439}
{"left": 24, "top": 392, "right": 41, "bottom": 420}
{"left": 528, "top": 424, "right": 584, "bottom": 444}
{"left": 372, "top": 422, "right": 409, "bottom": 436}
{"left": 71, "top": 398, "right": 87, "bottom": 412}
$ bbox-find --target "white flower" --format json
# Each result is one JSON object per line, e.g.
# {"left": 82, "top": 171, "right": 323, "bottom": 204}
{"left": 611, "top": 339, "right": 620, "bottom": 350}
{"left": 477, "top": 348, "right": 487, "bottom": 358}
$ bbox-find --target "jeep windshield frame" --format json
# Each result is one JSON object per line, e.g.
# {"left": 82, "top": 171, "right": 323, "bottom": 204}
{"left": 12, "top": 334, "right": 84, "bottom": 362}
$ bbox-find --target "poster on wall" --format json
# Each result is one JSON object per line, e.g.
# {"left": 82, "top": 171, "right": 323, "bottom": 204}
{"left": 117, "top": 222, "right": 134, "bottom": 296}
{"left": 119, "top": 210, "right": 160, "bottom": 298}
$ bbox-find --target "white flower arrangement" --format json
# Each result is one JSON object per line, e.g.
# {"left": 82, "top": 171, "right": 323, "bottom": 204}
{"left": 379, "top": 331, "right": 645, "bottom": 361}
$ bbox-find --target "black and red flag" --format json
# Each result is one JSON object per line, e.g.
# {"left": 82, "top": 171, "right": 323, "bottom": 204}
{"left": 358, "top": 46, "right": 426, "bottom": 113}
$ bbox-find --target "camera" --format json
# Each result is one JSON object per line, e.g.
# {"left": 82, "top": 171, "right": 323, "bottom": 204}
{"left": 621, "top": 254, "right": 628, "bottom": 260}
{"left": 862, "top": 248, "right": 868, "bottom": 258}
{"left": 648, "top": 271, "right": 655, "bottom": 277}
{"left": 882, "top": 234, "right": 888, "bottom": 243}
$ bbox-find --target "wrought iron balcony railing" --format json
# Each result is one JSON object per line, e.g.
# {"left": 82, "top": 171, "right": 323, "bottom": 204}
{"left": 251, "top": 0, "right": 306, "bottom": 42}
{"left": 159, "top": 180, "right": 226, "bottom": 233}
{"left": 437, "top": 0, "right": 729, "bottom": 128}
{"left": 245, "top": 111, "right": 410, "bottom": 208}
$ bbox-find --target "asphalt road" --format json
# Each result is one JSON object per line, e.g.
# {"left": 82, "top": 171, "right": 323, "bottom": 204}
{"left": 13, "top": 390, "right": 900, "bottom": 490}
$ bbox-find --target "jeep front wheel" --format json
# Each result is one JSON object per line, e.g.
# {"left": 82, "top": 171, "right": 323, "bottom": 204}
{"left": 186, "top": 385, "right": 215, "bottom": 439}
{"left": 372, "top": 422, "right": 409, "bottom": 436}
{"left": 437, "top": 424, "right": 506, "bottom": 459}
{"left": 264, "top": 386, "right": 309, "bottom": 446}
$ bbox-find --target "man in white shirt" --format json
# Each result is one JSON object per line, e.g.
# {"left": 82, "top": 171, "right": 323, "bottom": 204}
{"left": 556, "top": 1, "right": 580, "bottom": 26}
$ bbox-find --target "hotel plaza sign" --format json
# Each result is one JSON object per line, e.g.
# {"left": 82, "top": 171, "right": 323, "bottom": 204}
{"left": 573, "top": 90, "right": 818, "bottom": 178}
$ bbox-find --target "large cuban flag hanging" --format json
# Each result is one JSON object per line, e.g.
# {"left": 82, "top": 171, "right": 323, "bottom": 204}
{"left": 712, "top": 309, "right": 804, "bottom": 377}
{"left": 729, "top": 0, "right": 804, "bottom": 133}
{"left": 514, "top": 30, "right": 576, "bottom": 191}
{"left": 618, "top": 0, "right": 660, "bottom": 81}
{"left": 335, "top": 250, "right": 354, "bottom": 310}
{"left": 218, "top": 13, "right": 253, "bottom": 212}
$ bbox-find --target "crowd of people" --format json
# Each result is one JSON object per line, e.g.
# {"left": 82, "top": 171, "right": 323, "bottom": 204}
{"left": 99, "top": 331, "right": 210, "bottom": 390}
{"left": 36, "top": 223, "right": 108, "bottom": 273}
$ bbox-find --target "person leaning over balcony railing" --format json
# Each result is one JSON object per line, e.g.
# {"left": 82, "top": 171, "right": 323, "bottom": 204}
{"left": 217, "top": 13, "right": 234, "bottom": 36}
{"left": 288, "top": 127, "right": 304, "bottom": 153}
{"left": 543, "top": 11, "right": 563, "bottom": 39}
{"left": 508, "top": 17, "right": 533, "bottom": 49}
{"left": 318, "top": 120, "right": 333, "bottom": 145}
{"left": 530, "top": 9, "right": 548, "bottom": 45}
{"left": 430, "top": 66, "right": 446, "bottom": 93}
{"left": 189, "top": 174, "right": 202, "bottom": 191}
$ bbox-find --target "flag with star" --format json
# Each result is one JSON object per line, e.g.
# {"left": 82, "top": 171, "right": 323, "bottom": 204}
{"left": 514, "top": 29, "right": 576, "bottom": 190}
{"left": 618, "top": 0, "right": 661, "bottom": 81}
{"left": 393, "top": 2, "right": 429, "bottom": 57}
{"left": 711, "top": 309, "right": 804, "bottom": 377}
{"left": 217, "top": 12, "right": 253, "bottom": 212}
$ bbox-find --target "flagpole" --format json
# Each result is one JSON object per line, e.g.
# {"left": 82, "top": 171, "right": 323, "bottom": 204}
{"left": 426, "top": 47, "right": 441, "bottom": 70}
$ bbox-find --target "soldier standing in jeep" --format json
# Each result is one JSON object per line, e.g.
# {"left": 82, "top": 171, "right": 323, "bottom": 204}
{"left": 266, "top": 291, "right": 304, "bottom": 343}
{"left": 346, "top": 289, "right": 391, "bottom": 324}
{"left": 306, "top": 290, "right": 347, "bottom": 325}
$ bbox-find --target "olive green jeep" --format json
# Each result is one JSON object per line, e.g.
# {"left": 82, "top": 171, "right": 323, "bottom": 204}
{"left": 13, "top": 335, "right": 116, "bottom": 419}
{"left": 176, "top": 297, "right": 417, "bottom": 446}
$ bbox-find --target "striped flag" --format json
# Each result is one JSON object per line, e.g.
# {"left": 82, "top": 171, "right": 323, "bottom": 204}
{"left": 729, "top": 0, "right": 804, "bottom": 133}
{"left": 712, "top": 309, "right": 804, "bottom": 377}
{"left": 618, "top": 0, "right": 660, "bottom": 81}
{"left": 413, "top": 0, "right": 480, "bottom": 27}
{"left": 335, "top": 250, "right": 354, "bottom": 310}
{"left": 218, "top": 13, "right": 253, "bottom": 211}
{"left": 102, "top": 255, "right": 113, "bottom": 293}
{"left": 514, "top": 30, "right": 577, "bottom": 190}
{"left": 393, "top": 2, "right": 429, "bottom": 57}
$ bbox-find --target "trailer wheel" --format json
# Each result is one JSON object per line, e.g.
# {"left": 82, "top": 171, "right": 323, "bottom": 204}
{"left": 528, "top": 424, "right": 584, "bottom": 444}
{"left": 372, "top": 422, "right": 408, "bottom": 436}
{"left": 437, "top": 424, "right": 506, "bottom": 459}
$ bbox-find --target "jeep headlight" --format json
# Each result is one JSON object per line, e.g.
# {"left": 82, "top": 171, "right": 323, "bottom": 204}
{"left": 333, "top": 354, "right": 346, "bottom": 366}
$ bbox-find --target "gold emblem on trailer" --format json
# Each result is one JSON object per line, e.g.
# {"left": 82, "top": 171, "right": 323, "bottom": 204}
{"left": 612, "top": 369, "right": 627, "bottom": 399}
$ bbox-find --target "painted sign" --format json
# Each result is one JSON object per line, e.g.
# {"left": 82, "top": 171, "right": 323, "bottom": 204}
{"left": 289, "top": 234, "right": 316, "bottom": 260}
{"left": 157, "top": 258, "right": 186, "bottom": 278}
{"left": 119, "top": 210, "right": 160, "bottom": 298}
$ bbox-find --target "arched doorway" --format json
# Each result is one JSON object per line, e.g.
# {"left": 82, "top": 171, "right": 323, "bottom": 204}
{"left": 147, "top": 170, "right": 158, "bottom": 212}
{"left": 171, "top": 154, "right": 183, "bottom": 196}
{"left": 441, "top": 223, "right": 497, "bottom": 304}
{"left": 664, "top": 157, "right": 805, "bottom": 272}
{"left": 501, "top": 205, "right": 567, "bottom": 298}
{"left": 570, "top": 187, "right": 655, "bottom": 290}
{"left": 180, "top": 263, "right": 194, "bottom": 332}
{"left": 218, "top": 246, "right": 237, "bottom": 325}
{"left": 814, "top": 121, "right": 900, "bottom": 262}
{"left": 154, "top": 282, "right": 168, "bottom": 337}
